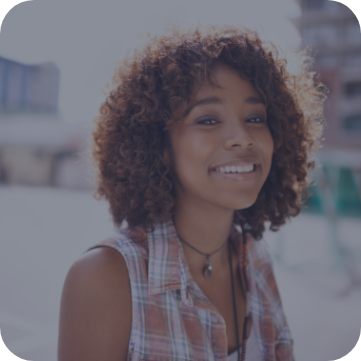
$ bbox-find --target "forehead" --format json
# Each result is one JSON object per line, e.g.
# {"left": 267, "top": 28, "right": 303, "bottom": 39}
{"left": 182, "top": 65, "right": 264, "bottom": 118}
{"left": 189, "top": 64, "right": 260, "bottom": 102}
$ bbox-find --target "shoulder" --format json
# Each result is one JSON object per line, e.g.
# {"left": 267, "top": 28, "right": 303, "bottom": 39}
{"left": 65, "top": 246, "right": 131, "bottom": 295}
{"left": 58, "top": 247, "right": 132, "bottom": 361}
{"left": 74, "top": 245, "right": 129, "bottom": 273}
{"left": 93, "top": 227, "right": 149, "bottom": 257}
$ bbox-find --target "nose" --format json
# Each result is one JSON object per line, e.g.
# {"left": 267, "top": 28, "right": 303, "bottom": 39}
{"left": 223, "top": 121, "right": 255, "bottom": 149}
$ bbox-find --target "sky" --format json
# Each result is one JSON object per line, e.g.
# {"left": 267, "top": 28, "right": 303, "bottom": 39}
{"left": 0, "top": 0, "right": 332, "bottom": 126}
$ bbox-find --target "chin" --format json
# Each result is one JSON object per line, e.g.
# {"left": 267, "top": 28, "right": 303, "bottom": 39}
{"left": 228, "top": 199, "right": 257, "bottom": 212}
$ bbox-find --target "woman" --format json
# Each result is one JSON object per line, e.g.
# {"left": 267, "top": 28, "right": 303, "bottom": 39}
{"left": 58, "top": 25, "right": 325, "bottom": 361}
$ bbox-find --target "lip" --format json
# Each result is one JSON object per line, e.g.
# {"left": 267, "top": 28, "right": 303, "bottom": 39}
{"left": 211, "top": 164, "right": 258, "bottom": 181}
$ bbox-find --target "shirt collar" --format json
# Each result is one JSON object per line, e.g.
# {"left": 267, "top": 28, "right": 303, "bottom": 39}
{"left": 146, "top": 219, "right": 245, "bottom": 307}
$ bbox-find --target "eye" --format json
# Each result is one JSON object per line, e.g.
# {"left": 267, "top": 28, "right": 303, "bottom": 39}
{"left": 247, "top": 116, "right": 266, "bottom": 123}
{"left": 197, "top": 118, "right": 219, "bottom": 125}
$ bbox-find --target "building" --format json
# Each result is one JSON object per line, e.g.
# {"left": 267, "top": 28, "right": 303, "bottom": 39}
{"left": 291, "top": 0, "right": 361, "bottom": 215}
{"left": 0, "top": 57, "right": 93, "bottom": 190}
{"left": 292, "top": 0, "right": 361, "bottom": 150}
{"left": 0, "top": 56, "right": 60, "bottom": 113}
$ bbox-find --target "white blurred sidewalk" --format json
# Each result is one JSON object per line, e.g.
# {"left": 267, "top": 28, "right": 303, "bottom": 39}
{"left": 0, "top": 185, "right": 360, "bottom": 361}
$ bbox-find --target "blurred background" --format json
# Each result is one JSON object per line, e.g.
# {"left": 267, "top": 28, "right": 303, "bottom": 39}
{"left": 0, "top": 0, "right": 360, "bottom": 360}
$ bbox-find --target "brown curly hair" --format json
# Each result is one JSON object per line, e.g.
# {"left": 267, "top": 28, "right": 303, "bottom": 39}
{"left": 92, "top": 25, "right": 326, "bottom": 240}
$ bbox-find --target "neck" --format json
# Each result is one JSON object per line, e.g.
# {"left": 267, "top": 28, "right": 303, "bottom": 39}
{"left": 172, "top": 199, "right": 236, "bottom": 279}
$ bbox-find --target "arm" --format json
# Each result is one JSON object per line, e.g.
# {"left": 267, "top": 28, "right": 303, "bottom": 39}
{"left": 58, "top": 247, "right": 132, "bottom": 361}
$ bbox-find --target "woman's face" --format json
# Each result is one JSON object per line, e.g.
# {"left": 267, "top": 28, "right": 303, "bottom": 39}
{"left": 166, "top": 63, "right": 274, "bottom": 213}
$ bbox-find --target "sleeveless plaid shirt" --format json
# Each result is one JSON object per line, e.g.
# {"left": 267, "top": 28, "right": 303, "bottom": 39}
{"left": 88, "top": 220, "right": 294, "bottom": 361}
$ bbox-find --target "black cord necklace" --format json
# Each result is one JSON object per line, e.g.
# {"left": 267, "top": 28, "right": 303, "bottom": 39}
{"left": 228, "top": 236, "right": 241, "bottom": 361}
{"left": 176, "top": 225, "right": 249, "bottom": 361}
{"left": 177, "top": 233, "right": 228, "bottom": 278}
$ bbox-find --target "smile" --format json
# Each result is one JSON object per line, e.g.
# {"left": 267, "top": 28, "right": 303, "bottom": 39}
{"left": 215, "top": 164, "right": 255, "bottom": 174}
{"left": 211, "top": 164, "right": 258, "bottom": 180}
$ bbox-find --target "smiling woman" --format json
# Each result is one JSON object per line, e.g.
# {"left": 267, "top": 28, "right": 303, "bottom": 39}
{"left": 58, "top": 25, "right": 326, "bottom": 361}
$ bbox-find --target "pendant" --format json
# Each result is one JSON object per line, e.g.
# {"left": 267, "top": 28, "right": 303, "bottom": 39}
{"left": 203, "top": 257, "right": 212, "bottom": 278}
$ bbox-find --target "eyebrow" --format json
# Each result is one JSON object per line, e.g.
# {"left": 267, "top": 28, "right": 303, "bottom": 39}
{"left": 183, "top": 96, "right": 265, "bottom": 117}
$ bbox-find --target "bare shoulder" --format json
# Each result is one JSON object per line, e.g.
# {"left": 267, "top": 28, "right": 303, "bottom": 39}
{"left": 58, "top": 247, "right": 132, "bottom": 361}
{"left": 68, "top": 246, "right": 130, "bottom": 282}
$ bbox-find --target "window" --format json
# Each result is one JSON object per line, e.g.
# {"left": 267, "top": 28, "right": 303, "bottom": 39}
{"left": 345, "top": 82, "right": 361, "bottom": 98}
{"left": 344, "top": 115, "right": 361, "bottom": 131}
{"left": 316, "top": 53, "right": 338, "bottom": 68}
{"left": 345, "top": 20, "right": 361, "bottom": 45}
{"left": 344, "top": 52, "right": 361, "bottom": 66}
{"left": 303, "top": 24, "right": 338, "bottom": 47}
{"left": 303, "top": 0, "right": 324, "bottom": 10}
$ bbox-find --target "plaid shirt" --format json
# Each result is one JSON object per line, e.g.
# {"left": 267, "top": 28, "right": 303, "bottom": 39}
{"left": 88, "top": 220, "right": 294, "bottom": 361}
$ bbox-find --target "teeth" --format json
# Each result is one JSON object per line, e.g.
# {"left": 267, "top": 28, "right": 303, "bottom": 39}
{"left": 218, "top": 164, "right": 254, "bottom": 173}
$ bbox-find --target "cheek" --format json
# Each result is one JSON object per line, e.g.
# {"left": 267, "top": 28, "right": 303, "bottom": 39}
{"left": 262, "top": 130, "right": 274, "bottom": 159}
{"left": 170, "top": 134, "right": 200, "bottom": 180}
{"left": 258, "top": 130, "right": 274, "bottom": 177}
{"left": 174, "top": 133, "right": 212, "bottom": 166}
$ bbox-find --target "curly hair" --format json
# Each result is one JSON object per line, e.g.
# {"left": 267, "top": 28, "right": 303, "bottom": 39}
{"left": 92, "top": 25, "right": 326, "bottom": 240}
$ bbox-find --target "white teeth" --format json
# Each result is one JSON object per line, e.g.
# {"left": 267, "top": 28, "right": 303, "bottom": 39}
{"left": 217, "top": 164, "right": 254, "bottom": 174}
